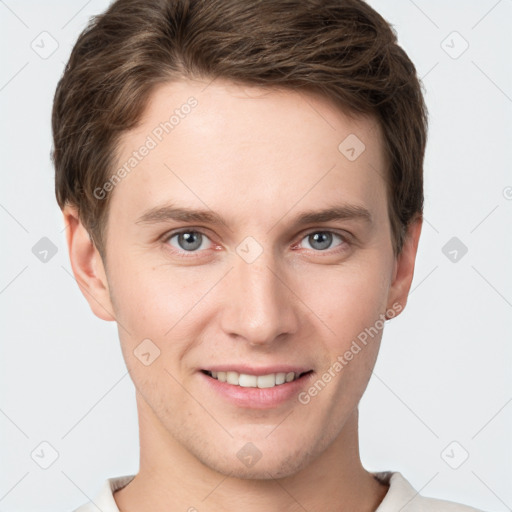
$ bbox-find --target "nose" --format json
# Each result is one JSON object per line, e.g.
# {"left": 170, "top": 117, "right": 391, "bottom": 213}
{"left": 219, "top": 247, "right": 299, "bottom": 347}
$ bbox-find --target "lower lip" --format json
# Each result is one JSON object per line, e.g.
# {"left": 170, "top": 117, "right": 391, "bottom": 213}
{"left": 199, "top": 371, "right": 314, "bottom": 409}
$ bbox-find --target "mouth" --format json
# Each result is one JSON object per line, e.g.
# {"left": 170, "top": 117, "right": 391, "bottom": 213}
{"left": 200, "top": 369, "right": 313, "bottom": 389}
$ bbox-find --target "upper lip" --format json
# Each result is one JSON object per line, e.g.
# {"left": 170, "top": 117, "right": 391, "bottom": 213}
{"left": 201, "top": 365, "right": 313, "bottom": 375}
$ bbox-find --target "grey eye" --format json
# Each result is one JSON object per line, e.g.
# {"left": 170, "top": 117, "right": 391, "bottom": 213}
{"left": 169, "top": 231, "right": 209, "bottom": 252}
{"left": 301, "top": 231, "right": 343, "bottom": 251}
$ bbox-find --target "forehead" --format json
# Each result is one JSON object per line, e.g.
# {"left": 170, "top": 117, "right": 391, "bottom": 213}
{"left": 109, "top": 78, "right": 388, "bottom": 227}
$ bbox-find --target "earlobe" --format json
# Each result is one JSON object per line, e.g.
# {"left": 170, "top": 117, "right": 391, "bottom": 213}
{"left": 63, "top": 206, "right": 116, "bottom": 322}
{"left": 386, "top": 216, "right": 423, "bottom": 316}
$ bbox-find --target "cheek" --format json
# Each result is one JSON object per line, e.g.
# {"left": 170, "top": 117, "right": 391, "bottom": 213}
{"left": 300, "top": 257, "right": 391, "bottom": 342}
{"left": 107, "top": 254, "right": 209, "bottom": 334}
{"left": 303, "top": 265, "right": 390, "bottom": 402}
{"left": 107, "top": 256, "right": 225, "bottom": 380}
{"left": 109, "top": 264, "right": 199, "bottom": 394}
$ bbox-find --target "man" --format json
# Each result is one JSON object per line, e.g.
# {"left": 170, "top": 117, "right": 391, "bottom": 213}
{"left": 52, "top": 0, "right": 483, "bottom": 510}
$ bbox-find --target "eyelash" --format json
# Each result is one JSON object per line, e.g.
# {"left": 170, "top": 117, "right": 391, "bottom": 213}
{"left": 162, "top": 228, "right": 351, "bottom": 258}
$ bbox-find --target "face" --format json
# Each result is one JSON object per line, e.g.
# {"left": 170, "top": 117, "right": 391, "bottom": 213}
{"left": 83, "top": 78, "right": 415, "bottom": 479}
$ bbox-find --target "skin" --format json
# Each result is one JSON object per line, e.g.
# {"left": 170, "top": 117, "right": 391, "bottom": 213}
{"left": 64, "top": 78, "right": 422, "bottom": 512}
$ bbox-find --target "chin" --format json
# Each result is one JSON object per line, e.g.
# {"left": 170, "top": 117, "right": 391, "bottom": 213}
{"left": 198, "top": 443, "right": 316, "bottom": 481}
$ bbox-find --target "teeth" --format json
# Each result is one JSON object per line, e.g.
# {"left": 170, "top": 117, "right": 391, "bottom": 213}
{"left": 275, "top": 373, "right": 286, "bottom": 385}
{"left": 257, "top": 374, "right": 276, "bottom": 388}
{"left": 207, "top": 370, "right": 304, "bottom": 388}
{"left": 239, "top": 374, "right": 257, "bottom": 387}
{"left": 226, "top": 371, "right": 239, "bottom": 385}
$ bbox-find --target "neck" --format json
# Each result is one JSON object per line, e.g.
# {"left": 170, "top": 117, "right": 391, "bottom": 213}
{"left": 114, "top": 394, "right": 389, "bottom": 512}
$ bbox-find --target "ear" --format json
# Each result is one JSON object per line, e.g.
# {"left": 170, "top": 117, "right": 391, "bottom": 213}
{"left": 62, "top": 205, "right": 115, "bottom": 321}
{"left": 386, "top": 216, "right": 422, "bottom": 316}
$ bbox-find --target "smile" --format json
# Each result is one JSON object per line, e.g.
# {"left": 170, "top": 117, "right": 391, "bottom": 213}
{"left": 202, "top": 370, "right": 312, "bottom": 388}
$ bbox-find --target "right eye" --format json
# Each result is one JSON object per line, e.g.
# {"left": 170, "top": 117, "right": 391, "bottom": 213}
{"left": 165, "top": 230, "right": 214, "bottom": 254}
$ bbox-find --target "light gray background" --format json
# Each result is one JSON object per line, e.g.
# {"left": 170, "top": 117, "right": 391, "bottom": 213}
{"left": 1, "top": 1, "right": 511, "bottom": 511}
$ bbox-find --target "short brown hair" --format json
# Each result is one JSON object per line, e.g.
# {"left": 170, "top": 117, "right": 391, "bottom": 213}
{"left": 52, "top": 0, "right": 427, "bottom": 258}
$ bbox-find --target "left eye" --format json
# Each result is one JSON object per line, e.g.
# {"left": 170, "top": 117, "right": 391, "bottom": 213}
{"left": 298, "top": 231, "right": 345, "bottom": 251}
{"left": 167, "top": 231, "right": 212, "bottom": 252}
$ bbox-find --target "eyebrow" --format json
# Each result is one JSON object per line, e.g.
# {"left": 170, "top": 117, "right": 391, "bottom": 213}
{"left": 135, "top": 202, "right": 372, "bottom": 229}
